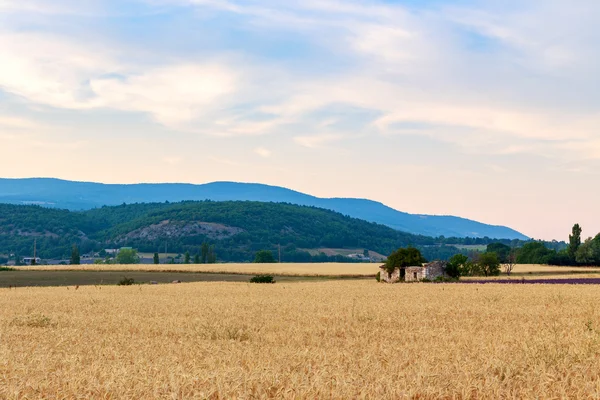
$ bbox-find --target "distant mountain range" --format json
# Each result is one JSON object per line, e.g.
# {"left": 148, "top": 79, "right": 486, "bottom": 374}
{"left": 0, "top": 178, "right": 528, "bottom": 240}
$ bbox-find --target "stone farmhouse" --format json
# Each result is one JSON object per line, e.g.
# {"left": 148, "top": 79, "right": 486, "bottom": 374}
{"left": 379, "top": 261, "right": 447, "bottom": 283}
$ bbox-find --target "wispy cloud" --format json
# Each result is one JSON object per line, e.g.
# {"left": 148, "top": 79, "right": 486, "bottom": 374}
{"left": 2, "top": 0, "right": 600, "bottom": 239}
{"left": 254, "top": 147, "right": 271, "bottom": 158}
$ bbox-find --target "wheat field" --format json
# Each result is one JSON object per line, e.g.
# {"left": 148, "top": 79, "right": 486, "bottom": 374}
{"left": 2, "top": 280, "right": 600, "bottom": 398}
{"left": 14, "top": 262, "right": 600, "bottom": 277}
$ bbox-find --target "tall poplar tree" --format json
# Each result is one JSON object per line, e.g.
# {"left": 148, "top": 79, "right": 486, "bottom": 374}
{"left": 569, "top": 224, "right": 582, "bottom": 260}
{"left": 70, "top": 244, "right": 81, "bottom": 265}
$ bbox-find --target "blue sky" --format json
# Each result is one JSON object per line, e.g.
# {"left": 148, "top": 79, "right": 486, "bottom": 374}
{"left": 1, "top": 0, "right": 599, "bottom": 240}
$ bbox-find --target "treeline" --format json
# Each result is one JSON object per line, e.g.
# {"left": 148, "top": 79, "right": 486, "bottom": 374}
{"left": 517, "top": 224, "right": 600, "bottom": 266}
{"left": 474, "top": 224, "right": 599, "bottom": 266}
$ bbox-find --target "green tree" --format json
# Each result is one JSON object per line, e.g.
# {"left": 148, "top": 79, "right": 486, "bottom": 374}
{"left": 193, "top": 253, "right": 200, "bottom": 264}
{"left": 116, "top": 248, "right": 140, "bottom": 264}
{"left": 477, "top": 252, "right": 501, "bottom": 277}
{"left": 568, "top": 223, "right": 582, "bottom": 260}
{"left": 70, "top": 244, "right": 80, "bottom": 265}
{"left": 254, "top": 250, "right": 276, "bottom": 263}
{"left": 385, "top": 247, "right": 426, "bottom": 274}
{"left": 575, "top": 234, "right": 600, "bottom": 266}
{"left": 184, "top": 251, "right": 190, "bottom": 264}
{"left": 516, "top": 242, "right": 555, "bottom": 264}
{"left": 201, "top": 242, "right": 209, "bottom": 264}
{"left": 153, "top": 252, "right": 160, "bottom": 264}
{"left": 487, "top": 243, "right": 511, "bottom": 263}
{"left": 446, "top": 254, "right": 469, "bottom": 279}
{"left": 207, "top": 245, "right": 217, "bottom": 264}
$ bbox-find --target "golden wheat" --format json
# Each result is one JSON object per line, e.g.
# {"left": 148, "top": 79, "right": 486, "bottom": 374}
{"left": 15, "top": 262, "right": 600, "bottom": 278}
{"left": 1, "top": 281, "right": 600, "bottom": 398}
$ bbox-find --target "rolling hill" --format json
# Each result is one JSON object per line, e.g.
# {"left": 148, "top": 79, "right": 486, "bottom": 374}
{"left": 0, "top": 201, "right": 473, "bottom": 262}
{"left": 0, "top": 178, "right": 528, "bottom": 240}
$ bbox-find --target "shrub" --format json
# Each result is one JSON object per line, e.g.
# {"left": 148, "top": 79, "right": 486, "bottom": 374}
{"left": 0, "top": 266, "right": 15, "bottom": 271}
{"left": 249, "top": 275, "right": 275, "bottom": 284}
{"left": 118, "top": 277, "right": 135, "bottom": 286}
{"left": 375, "top": 271, "right": 381, "bottom": 282}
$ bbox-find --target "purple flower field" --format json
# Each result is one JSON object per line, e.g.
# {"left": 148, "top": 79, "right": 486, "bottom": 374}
{"left": 462, "top": 278, "right": 600, "bottom": 285}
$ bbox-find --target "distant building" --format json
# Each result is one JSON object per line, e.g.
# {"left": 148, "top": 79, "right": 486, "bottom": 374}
{"left": 22, "top": 257, "right": 42, "bottom": 266}
{"left": 347, "top": 253, "right": 370, "bottom": 261}
{"left": 105, "top": 249, "right": 119, "bottom": 255}
{"left": 379, "top": 261, "right": 447, "bottom": 283}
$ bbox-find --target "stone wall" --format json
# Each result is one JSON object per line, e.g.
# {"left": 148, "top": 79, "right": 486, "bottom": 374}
{"left": 424, "top": 261, "right": 447, "bottom": 280}
{"left": 379, "top": 267, "right": 400, "bottom": 283}
{"left": 405, "top": 266, "right": 425, "bottom": 282}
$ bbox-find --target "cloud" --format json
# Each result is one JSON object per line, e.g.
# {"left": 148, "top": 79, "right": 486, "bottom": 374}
{"left": 294, "top": 133, "right": 343, "bottom": 148}
{"left": 2, "top": 0, "right": 600, "bottom": 162}
{"left": 90, "top": 63, "right": 239, "bottom": 129}
{"left": 254, "top": 147, "right": 271, "bottom": 158}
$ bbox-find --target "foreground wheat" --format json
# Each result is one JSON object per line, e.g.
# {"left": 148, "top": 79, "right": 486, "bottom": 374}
{"left": 1, "top": 281, "right": 600, "bottom": 398}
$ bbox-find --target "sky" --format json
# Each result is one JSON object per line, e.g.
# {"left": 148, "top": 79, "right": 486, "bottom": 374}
{"left": 1, "top": 0, "right": 599, "bottom": 241}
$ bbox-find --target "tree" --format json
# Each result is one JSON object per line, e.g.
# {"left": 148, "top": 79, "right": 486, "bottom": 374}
{"left": 116, "top": 248, "right": 140, "bottom": 264}
{"left": 477, "top": 252, "right": 501, "bottom": 277}
{"left": 516, "top": 242, "right": 554, "bottom": 264}
{"left": 363, "top": 249, "right": 369, "bottom": 258}
{"left": 184, "top": 251, "right": 190, "bottom": 264}
{"left": 193, "top": 253, "right": 200, "bottom": 264}
{"left": 503, "top": 249, "right": 517, "bottom": 276}
{"left": 207, "top": 245, "right": 217, "bottom": 264}
{"left": 575, "top": 234, "right": 600, "bottom": 266}
{"left": 254, "top": 250, "right": 276, "bottom": 263}
{"left": 568, "top": 224, "right": 582, "bottom": 260}
{"left": 385, "top": 247, "right": 426, "bottom": 275}
{"left": 446, "top": 254, "right": 469, "bottom": 279}
{"left": 153, "top": 252, "right": 160, "bottom": 264}
{"left": 70, "top": 244, "right": 81, "bottom": 265}
{"left": 487, "top": 243, "right": 511, "bottom": 263}
{"left": 201, "top": 242, "right": 209, "bottom": 264}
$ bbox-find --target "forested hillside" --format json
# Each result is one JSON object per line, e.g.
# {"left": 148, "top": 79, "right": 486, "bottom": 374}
{"left": 0, "top": 201, "right": 446, "bottom": 261}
